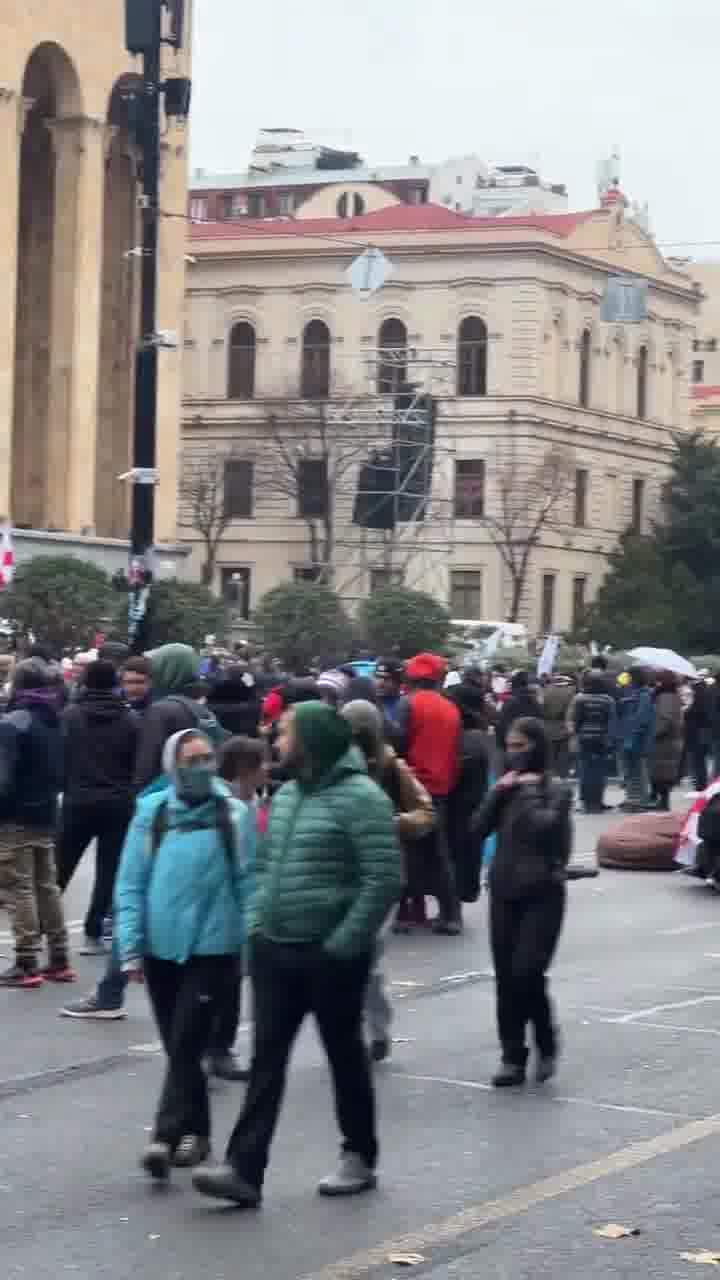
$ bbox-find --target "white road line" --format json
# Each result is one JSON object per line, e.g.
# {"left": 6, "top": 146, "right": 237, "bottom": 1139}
{"left": 600, "top": 995, "right": 720, "bottom": 1024}
{"left": 302, "top": 1110, "right": 720, "bottom": 1280}
{"left": 610, "top": 1020, "right": 720, "bottom": 1038}
{"left": 396, "top": 1072, "right": 691, "bottom": 1120}
{"left": 660, "top": 921, "right": 719, "bottom": 936}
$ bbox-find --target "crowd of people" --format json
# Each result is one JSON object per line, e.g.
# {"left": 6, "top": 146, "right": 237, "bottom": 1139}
{"left": 0, "top": 636, "right": 703, "bottom": 1206}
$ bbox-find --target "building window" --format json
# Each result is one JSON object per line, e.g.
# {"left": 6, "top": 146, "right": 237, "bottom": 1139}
{"left": 189, "top": 196, "right": 207, "bottom": 222}
{"left": 457, "top": 316, "right": 488, "bottom": 396}
{"left": 637, "top": 344, "right": 648, "bottom": 419}
{"left": 693, "top": 339, "right": 701, "bottom": 352}
{"left": 220, "top": 567, "right": 251, "bottom": 617}
{"left": 227, "top": 321, "right": 256, "bottom": 399}
{"left": 572, "top": 575, "right": 587, "bottom": 630}
{"left": 541, "top": 573, "right": 556, "bottom": 634}
{"left": 298, "top": 457, "right": 328, "bottom": 518}
{"left": 692, "top": 358, "right": 705, "bottom": 383}
{"left": 222, "top": 192, "right": 246, "bottom": 219}
{"left": 301, "top": 320, "right": 331, "bottom": 398}
{"left": 293, "top": 565, "right": 322, "bottom": 583}
{"left": 407, "top": 186, "right": 426, "bottom": 205}
{"left": 450, "top": 570, "right": 483, "bottom": 619}
{"left": 454, "top": 459, "right": 485, "bottom": 518}
{"left": 337, "top": 191, "right": 365, "bottom": 218}
{"left": 709, "top": 338, "right": 718, "bottom": 352}
{"left": 277, "top": 192, "right": 295, "bottom": 215}
{"left": 631, "top": 477, "right": 645, "bottom": 534}
{"left": 247, "top": 192, "right": 266, "bottom": 218}
{"left": 377, "top": 317, "right": 408, "bottom": 393}
{"left": 223, "top": 459, "right": 254, "bottom": 519}
{"left": 370, "top": 568, "right": 404, "bottom": 592}
{"left": 574, "top": 468, "right": 588, "bottom": 528}
{"left": 578, "top": 328, "right": 591, "bottom": 407}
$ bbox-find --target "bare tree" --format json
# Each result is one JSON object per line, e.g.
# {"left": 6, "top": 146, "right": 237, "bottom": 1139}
{"left": 179, "top": 447, "right": 236, "bottom": 586}
{"left": 483, "top": 437, "right": 576, "bottom": 622}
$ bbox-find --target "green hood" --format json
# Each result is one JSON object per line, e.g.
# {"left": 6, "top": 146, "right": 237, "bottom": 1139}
{"left": 148, "top": 643, "right": 200, "bottom": 697}
{"left": 293, "top": 700, "right": 354, "bottom": 785}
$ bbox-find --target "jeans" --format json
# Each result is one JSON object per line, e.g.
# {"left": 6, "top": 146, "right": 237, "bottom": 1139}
{"left": 490, "top": 886, "right": 565, "bottom": 1065}
{"left": 622, "top": 751, "right": 650, "bottom": 809}
{"left": 56, "top": 800, "right": 132, "bottom": 941}
{"left": 226, "top": 935, "right": 375, "bottom": 1190}
{"left": 96, "top": 932, "right": 128, "bottom": 1009}
{"left": 549, "top": 740, "right": 571, "bottom": 780}
{"left": 422, "top": 797, "right": 461, "bottom": 924}
{"left": 0, "top": 825, "right": 68, "bottom": 966}
{"left": 578, "top": 740, "right": 608, "bottom": 811}
{"left": 145, "top": 954, "right": 237, "bottom": 1147}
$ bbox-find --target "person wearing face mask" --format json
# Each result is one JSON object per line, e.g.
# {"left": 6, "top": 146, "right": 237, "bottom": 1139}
{"left": 114, "top": 729, "right": 252, "bottom": 1183}
{"left": 471, "top": 717, "right": 572, "bottom": 1089}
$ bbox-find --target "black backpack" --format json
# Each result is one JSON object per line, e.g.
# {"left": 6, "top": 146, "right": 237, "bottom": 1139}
{"left": 150, "top": 794, "right": 236, "bottom": 869}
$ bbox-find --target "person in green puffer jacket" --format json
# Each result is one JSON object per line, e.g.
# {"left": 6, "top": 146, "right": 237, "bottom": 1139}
{"left": 194, "top": 701, "right": 402, "bottom": 1209}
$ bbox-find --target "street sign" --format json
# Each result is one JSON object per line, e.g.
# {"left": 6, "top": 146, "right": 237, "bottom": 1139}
{"left": 346, "top": 247, "right": 393, "bottom": 295}
{"left": 600, "top": 275, "right": 648, "bottom": 324}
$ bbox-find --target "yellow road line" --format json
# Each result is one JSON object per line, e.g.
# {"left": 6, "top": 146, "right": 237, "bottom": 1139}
{"left": 303, "top": 1110, "right": 720, "bottom": 1280}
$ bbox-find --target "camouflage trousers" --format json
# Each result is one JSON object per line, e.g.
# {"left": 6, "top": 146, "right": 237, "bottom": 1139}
{"left": 0, "top": 825, "right": 68, "bottom": 966}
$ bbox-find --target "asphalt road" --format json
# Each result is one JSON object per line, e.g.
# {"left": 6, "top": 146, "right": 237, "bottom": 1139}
{"left": 2, "top": 797, "right": 720, "bottom": 1279}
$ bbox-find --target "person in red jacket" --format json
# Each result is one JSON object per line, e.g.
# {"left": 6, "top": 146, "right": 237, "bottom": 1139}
{"left": 396, "top": 654, "right": 462, "bottom": 934}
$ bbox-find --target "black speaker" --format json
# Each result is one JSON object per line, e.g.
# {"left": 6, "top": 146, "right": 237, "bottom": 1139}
{"left": 125, "top": 0, "right": 161, "bottom": 55}
{"left": 394, "top": 394, "right": 435, "bottom": 522}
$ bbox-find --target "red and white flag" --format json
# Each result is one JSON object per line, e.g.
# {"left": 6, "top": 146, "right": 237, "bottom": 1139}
{"left": 0, "top": 524, "right": 15, "bottom": 590}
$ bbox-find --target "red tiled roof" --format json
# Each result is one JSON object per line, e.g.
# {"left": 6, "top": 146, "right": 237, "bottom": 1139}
{"left": 691, "top": 384, "right": 720, "bottom": 401}
{"left": 190, "top": 202, "right": 597, "bottom": 242}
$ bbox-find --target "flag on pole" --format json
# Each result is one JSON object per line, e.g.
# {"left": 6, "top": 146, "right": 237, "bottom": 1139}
{"left": 537, "top": 634, "right": 560, "bottom": 679}
{"left": 0, "top": 525, "right": 15, "bottom": 590}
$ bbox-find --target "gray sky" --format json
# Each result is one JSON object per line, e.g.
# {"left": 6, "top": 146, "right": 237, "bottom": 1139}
{"left": 190, "top": 0, "right": 718, "bottom": 254}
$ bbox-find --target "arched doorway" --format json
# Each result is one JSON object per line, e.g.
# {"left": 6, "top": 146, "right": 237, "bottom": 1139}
{"left": 95, "top": 76, "right": 140, "bottom": 538}
{"left": 12, "top": 43, "right": 82, "bottom": 529}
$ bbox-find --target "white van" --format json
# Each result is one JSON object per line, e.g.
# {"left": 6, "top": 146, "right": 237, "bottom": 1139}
{"left": 450, "top": 619, "right": 528, "bottom": 656}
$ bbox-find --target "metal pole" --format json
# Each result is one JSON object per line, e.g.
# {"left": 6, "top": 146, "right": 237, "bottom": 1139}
{"left": 128, "top": 0, "right": 162, "bottom": 651}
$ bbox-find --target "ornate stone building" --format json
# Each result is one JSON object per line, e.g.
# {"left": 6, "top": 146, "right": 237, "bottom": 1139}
{"left": 0, "top": 2, "right": 191, "bottom": 565}
{"left": 181, "top": 189, "right": 698, "bottom": 635}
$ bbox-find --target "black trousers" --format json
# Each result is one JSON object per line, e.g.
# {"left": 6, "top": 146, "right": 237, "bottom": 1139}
{"left": 226, "top": 935, "right": 375, "bottom": 1190}
{"left": 144, "top": 954, "right": 237, "bottom": 1147}
{"left": 56, "top": 800, "right": 132, "bottom": 940}
{"left": 490, "top": 886, "right": 565, "bottom": 1065}
{"left": 423, "top": 797, "right": 461, "bottom": 923}
{"left": 207, "top": 957, "right": 243, "bottom": 1055}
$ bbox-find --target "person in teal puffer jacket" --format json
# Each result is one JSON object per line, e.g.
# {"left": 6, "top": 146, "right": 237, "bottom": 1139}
{"left": 115, "top": 728, "right": 253, "bottom": 1183}
{"left": 194, "top": 700, "right": 402, "bottom": 1208}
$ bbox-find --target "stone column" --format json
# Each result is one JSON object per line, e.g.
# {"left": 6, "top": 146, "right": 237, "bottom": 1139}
{"left": 47, "top": 115, "right": 107, "bottom": 532}
{"left": 0, "top": 89, "right": 26, "bottom": 521}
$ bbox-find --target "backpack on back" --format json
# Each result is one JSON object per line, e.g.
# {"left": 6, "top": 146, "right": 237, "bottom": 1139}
{"left": 164, "top": 695, "right": 229, "bottom": 748}
{"left": 150, "top": 793, "right": 236, "bottom": 868}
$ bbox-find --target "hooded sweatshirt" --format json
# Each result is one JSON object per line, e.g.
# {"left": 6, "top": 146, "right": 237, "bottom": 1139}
{"left": 251, "top": 701, "right": 402, "bottom": 957}
{"left": 62, "top": 690, "right": 139, "bottom": 807}
{"left": 115, "top": 728, "right": 252, "bottom": 966}
{"left": 133, "top": 644, "right": 223, "bottom": 792}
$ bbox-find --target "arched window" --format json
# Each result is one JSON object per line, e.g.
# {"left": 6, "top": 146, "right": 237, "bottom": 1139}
{"left": 377, "top": 317, "right": 407, "bottom": 393}
{"left": 336, "top": 191, "right": 365, "bottom": 218}
{"left": 636, "top": 344, "right": 648, "bottom": 420}
{"left": 457, "top": 316, "right": 488, "bottom": 396}
{"left": 301, "top": 319, "right": 331, "bottom": 399}
{"left": 578, "top": 328, "right": 591, "bottom": 407}
{"left": 227, "top": 322, "right": 256, "bottom": 399}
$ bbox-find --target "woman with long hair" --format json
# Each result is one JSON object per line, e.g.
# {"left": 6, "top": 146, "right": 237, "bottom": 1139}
{"left": 472, "top": 717, "right": 572, "bottom": 1088}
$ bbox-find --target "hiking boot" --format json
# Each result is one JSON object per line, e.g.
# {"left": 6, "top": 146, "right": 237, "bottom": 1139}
{"left": 535, "top": 1055, "right": 558, "bottom": 1084}
{"left": 172, "top": 1135, "right": 211, "bottom": 1169}
{"left": 192, "top": 1163, "right": 261, "bottom": 1207}
{"left": 370, "top": 1036, "right": 391, "bottom": 1064}
{"left": 207, "top": 1051, "right": 249, "bottom": 1082}
{"left": 60, "top": 993, "right": 126, "bottom": 1020}
{"left": 41, "top": 960, "right": 77, "bottom": 983}
{"left": 492, "top": 1061, "right": 527, "bottom": 1088}
{"left": 141, "top": 1141, "right": 172, "bottom": 1181}
{"left": 78, "top": 937, "right": 109, "bottom": 957}
{"left": 0, "top": 962, "right": 43, "bottom": 989}
{"left": 318, "top": 1152, "right": 377, "bottom": 1197}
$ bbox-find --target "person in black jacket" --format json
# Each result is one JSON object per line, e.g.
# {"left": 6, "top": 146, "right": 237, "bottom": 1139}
{"left": 207, "top": 666, "right": 261, "bottom": 738}
{"left": 56, "top": 660, "right": 140, "bottom": 955}
{"left": 471, "top": 716, "right": 571, "bottom": 1088}
{"left": 0, "top": 659, "right": 70, "bottom": 987}
{"left": 496, "top": 671, "right": 542, "bottom": 753}
{"left": 447, "top": 685, "right": 490, "bottom": 905}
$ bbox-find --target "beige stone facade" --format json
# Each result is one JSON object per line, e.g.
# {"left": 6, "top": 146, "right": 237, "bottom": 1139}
{"left": 0, "top": 1, "right": 190, "bottom": 547}
{"left": 182, "top": 202, "right": 698, "bottom": 636}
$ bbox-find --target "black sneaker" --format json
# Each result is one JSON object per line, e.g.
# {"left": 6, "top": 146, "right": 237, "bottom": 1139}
{"left": 60, "top": 993, "right": 126, "bottom": 1020}
{"left": 173, "top": 1136, "right": 211, "bottom": 1168}
{"left": 431, "top": 918, "right": 463, "bottom": 937}
{"left": 370, "top": 1036, "right": 391, "bottom": 1063}
{"left": 0, "top": 962, "right": 43, "bottom": 989}
{"left": 492, "top": 1062, "right": 526, "bottom": 1088}
{"left": 535, "top": 1055, "right": 557, "bottom": 1084}
{"left": 141, "top": 1142, "right": 172, "bottom": 1181}
{"left": 193, "top": 1164, "right": 261, "bottom": 1207}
